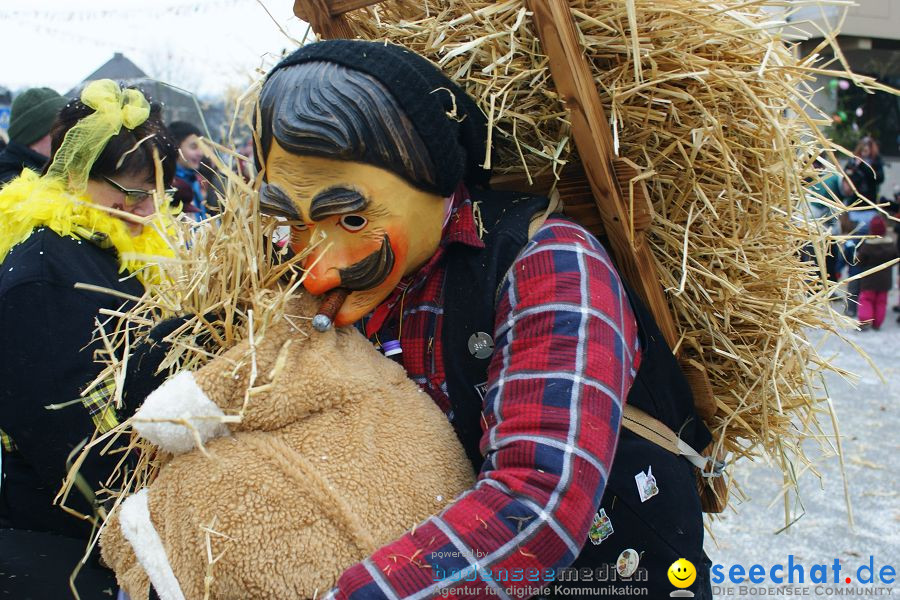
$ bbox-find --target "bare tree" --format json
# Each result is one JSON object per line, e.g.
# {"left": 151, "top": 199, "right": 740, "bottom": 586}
{"left": 143, "top": 49, "right": 202, "bottom": 92}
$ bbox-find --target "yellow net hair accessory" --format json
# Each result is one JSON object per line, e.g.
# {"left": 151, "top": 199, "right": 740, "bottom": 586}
{"left": 45, "top": 79, "right": 151, "bottom": 193}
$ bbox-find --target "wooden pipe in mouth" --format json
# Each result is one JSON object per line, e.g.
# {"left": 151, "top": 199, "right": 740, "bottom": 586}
{"left": 312, "top": 288, "right": 350, "bottom": 332}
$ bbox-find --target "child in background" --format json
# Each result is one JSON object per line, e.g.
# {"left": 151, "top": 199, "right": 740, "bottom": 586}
{"left": 168, "top": 121, "right": 208, "bottom": 221}
{"left": 839, "top": 213, "right": 867, "bottom": 317}
{"left": 856, "top": 215, "right": 898, "bottom": 330}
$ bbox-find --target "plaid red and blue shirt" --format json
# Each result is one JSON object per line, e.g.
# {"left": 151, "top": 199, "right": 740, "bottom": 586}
{"left": 333, "top": 187, "right": 641, "bottom": 599}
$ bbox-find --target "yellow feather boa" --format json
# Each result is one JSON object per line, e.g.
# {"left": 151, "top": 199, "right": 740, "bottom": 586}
{"left": 0, "top": 170, "right": 174, "bottom": 286}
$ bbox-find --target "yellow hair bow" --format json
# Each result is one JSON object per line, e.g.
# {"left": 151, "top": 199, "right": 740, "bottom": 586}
{"left": 81, "top": 79, "right": 151, "bottom": 130}
{"left": 46, "top": 79, "right": 152, "bottom": 192}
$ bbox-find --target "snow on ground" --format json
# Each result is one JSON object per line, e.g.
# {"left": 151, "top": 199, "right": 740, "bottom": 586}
{"left": 704, "top": 288, "right": 900, "bottom": 598}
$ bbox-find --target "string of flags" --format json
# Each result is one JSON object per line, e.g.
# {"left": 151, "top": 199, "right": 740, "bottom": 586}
{"left": 1, "top": 0, "right": 250, "bottom": 22}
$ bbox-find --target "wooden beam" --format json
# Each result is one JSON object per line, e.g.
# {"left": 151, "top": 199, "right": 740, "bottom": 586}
{"left": 525, "top": 0, "right": 717, "bottom": 420}
{"left": 293, "top": 0, "right": 381, "bottom": 27}
{"left": 524, "top": 0, "right": 679, "bottom": 348}
{"left": 328, "top": 0, "right": 383, "bottom": 15}
{"left": 293, "top": 0, "right": 356, "bottom": 38}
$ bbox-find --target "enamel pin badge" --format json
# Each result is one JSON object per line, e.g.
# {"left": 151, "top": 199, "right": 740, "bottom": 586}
{"left": 588, "top": 508, "right": 614, "bottom": 545}
{"left": 635, "top": 466, "right": 659, "bottom": 503}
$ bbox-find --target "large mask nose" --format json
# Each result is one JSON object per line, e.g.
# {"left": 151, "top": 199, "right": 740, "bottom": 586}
{"left": 300, "top": 249, "right": 342, "bottom": 295}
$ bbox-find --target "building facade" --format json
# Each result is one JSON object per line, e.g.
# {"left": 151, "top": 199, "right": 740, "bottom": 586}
{"left": 799, "top": 2, "right": 900, "bottom": 199}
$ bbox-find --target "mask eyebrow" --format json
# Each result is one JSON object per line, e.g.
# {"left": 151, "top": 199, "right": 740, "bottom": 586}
{"left": 260, "top": 182, "right": 302, "bottom": 220}
{"left": 309, "top": 187, "right": 369, "bottom": 221}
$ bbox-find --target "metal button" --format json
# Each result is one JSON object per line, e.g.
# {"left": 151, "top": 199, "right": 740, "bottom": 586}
{"left": 467, "top": 331, "right": 494, "bottom": 359}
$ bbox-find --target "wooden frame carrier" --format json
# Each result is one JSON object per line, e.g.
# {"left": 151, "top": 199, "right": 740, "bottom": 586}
{"left": 291, "top": 0, "right": 717, "bottom": 420}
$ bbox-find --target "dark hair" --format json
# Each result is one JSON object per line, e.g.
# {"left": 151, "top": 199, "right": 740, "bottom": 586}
{"left": 258, "top": 60, "right": 437, "bottom": 192}
{"left": 854, "top": 136, "right": 880, "bottom": 158}
{"left": 48, "top": 94, "right": 178, "bottom": 185}
{"left": 168, "top": 120, "right": 203, "bottom": 147}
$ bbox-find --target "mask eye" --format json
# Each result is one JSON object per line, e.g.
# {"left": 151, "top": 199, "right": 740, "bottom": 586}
{"left": 291, "top": 222, "right": 309, "bottom": 232}
{"left": 339, "top": 215, "right": 367, "bottom": 232}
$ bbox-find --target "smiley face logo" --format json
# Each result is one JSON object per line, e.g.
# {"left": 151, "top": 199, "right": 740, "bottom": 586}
{"left": 668, "top": 558, "right": 696, "bottom": 588}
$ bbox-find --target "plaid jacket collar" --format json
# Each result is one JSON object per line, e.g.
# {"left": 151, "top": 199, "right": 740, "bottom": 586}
{"left": 411, "top": 184, "right": 484, "bottom": 278}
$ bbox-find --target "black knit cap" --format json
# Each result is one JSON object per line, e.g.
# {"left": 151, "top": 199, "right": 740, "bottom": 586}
{"left": 265, "top": 40, "right": 492, "bottom": 196}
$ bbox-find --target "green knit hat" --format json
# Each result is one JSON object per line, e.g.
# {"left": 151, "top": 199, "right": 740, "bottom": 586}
{"left": 8, "top": 87, "right": 69, "bottom": 146}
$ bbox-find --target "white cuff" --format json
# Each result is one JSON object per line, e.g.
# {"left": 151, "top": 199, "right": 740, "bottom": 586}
{"left": 133, "top": 371, "right": 229, "bottom": 454}
{"left": 118, "top": 489, "right": 186, "bottom": 600}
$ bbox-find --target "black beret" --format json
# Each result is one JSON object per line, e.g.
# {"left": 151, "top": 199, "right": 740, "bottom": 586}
{"left": 266, "top": 40, "right": 492, "bottom": 196}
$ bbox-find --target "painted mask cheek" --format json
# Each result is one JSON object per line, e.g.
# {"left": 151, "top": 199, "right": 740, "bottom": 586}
{"left": 290, "top": 240, "right": 306, "bottom": 256}
{"left": 383, "top": 227, "right": 410, "bottom": 274}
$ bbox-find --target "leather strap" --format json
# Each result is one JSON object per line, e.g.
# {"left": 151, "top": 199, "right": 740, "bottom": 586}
{"left": 622, "top": 404, "right": 723, "bottom": 477}
{"left": 527, "top": 188, "right": 562, "bottom": 238}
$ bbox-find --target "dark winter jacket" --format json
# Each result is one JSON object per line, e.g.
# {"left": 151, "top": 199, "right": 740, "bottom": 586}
{"left": 0, "top": 228, "right": 142, "bottom": 537}
{"left": 174, "top": 164, "right": 208, "bottom": 221}
{"left": 845, "top": 156, "right": 885, "bottom": 204}
{"left": 0, "top": 143, "right": 49, "bottom": 186}
{"left": 856, "top": 236, "right": 898, "bottom": 291}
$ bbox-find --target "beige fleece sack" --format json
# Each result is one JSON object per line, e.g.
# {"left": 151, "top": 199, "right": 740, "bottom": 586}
{"left": 100, "top": 294, "right": 475, "bottom": 600}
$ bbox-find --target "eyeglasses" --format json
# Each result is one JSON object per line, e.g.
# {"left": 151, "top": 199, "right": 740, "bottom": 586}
{"left": 102, "top": 176, "right": 176, "bottom": 207}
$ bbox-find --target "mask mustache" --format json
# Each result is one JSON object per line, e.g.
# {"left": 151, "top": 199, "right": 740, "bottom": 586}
{"left": 338, "top": 235, "right": 395, "bottom": 291}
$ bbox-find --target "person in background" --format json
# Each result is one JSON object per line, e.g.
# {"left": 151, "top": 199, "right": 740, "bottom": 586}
{"left": 0, "top": 87, "right": 68, "bottom": 185}
{"left": 839, "top": 137, "right": 885, "bottom": 316}
{"left": 807, "top": 159, "right": 844, "bottom": 282}
{"left": 842, "top": 136, "right": 885, "bottom": 206}
{"left": 0, "top": 80, "right": 177, "bottom": 597}
{"left": 886, "top": 186, "right": 900, "bottom": 319}
{"left": 169, "top": 120, "right": 209, "bottom": 221}
{"left": 855, "top": 215, "right": 898, "bottom": 330}
{"left": 839, "top": 213, "right": 867, "bottom": 317}
{"left": 197, "top": 156, "right": 225, "bottom": 214}
{"left": 236, "top": 136, "right": 256, "bottom": 182}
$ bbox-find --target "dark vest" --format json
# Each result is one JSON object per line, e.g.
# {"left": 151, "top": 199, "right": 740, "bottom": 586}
{"left": 442, "top": 188, "right": 712, "bottom": 599}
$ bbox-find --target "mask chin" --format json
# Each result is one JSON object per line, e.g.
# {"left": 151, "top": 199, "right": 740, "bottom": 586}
{"left": 333, "top": 303, "right": 365, "bottom": 328}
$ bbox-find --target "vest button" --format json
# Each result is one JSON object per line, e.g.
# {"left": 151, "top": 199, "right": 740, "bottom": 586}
{"left": 467, "top": 331, "right": 494, "bottom": 359}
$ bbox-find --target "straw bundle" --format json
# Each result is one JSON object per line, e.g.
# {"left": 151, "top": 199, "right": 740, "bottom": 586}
{"left": 343, "top": 0, "right": 887, "bottom": 514}
{"left": 57, "top": 84, "right": 324, "bottom": 580}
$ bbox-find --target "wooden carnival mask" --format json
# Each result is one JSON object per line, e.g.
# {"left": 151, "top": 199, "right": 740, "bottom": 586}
{"left": 257, "top": 43, "right": 491, "bottom": 327}
{"left": 263, "top": 141, "right": 447, "bottom": 327}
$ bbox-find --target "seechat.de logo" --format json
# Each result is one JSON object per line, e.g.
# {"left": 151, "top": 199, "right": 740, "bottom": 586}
{"left": 668, "top": 558, "right": 697, "bottom": 597}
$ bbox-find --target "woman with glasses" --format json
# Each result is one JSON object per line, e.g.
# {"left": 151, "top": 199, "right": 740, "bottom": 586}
{"left": 0, "top": 80, "right": 177, "bottom": 597}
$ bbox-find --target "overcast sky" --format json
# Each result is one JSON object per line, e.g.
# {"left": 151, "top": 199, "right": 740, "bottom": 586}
{"left": 1, "top": 0, "right": 311, "bottom": 97}
{"left": 0, "top": 1, "right": 843, "bottom": 100}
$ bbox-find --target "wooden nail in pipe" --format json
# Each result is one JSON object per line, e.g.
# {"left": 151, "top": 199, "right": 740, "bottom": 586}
{"left": 312, "top": 288, "right": 350, "bottom": 332}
